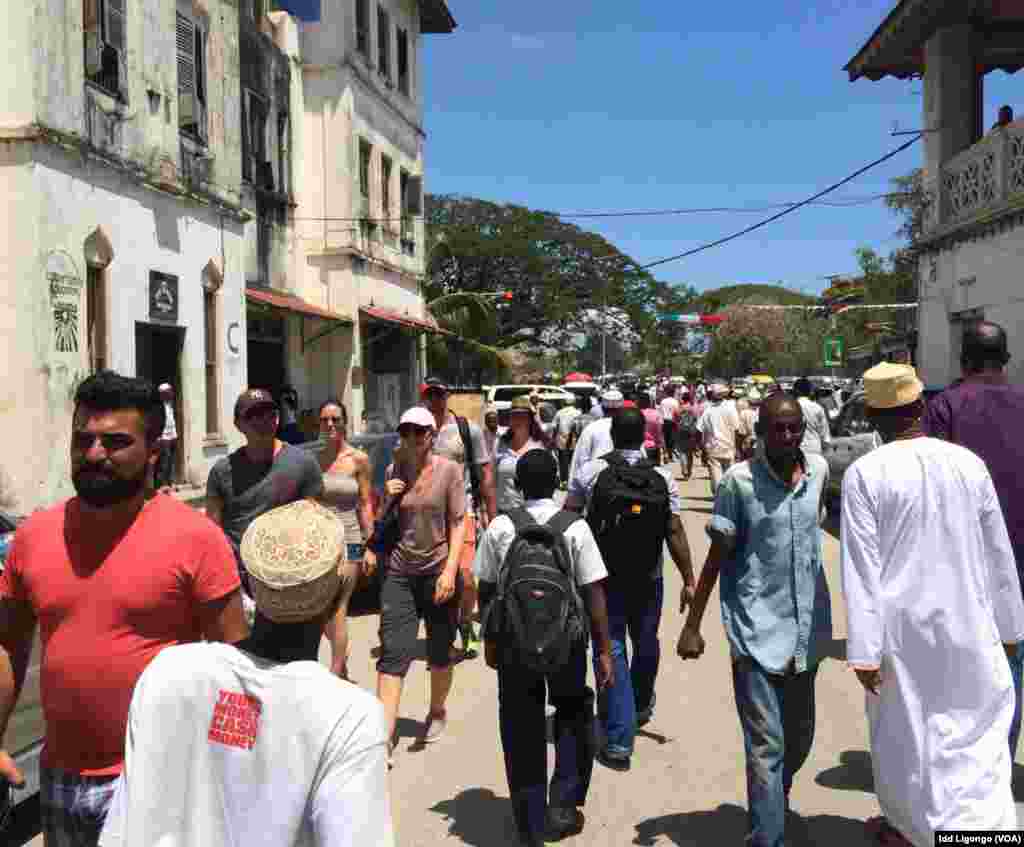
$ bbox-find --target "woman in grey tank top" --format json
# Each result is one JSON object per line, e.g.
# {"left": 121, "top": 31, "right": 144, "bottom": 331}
{"left": 317, "top": 399, "right": 374, "bottom": 679}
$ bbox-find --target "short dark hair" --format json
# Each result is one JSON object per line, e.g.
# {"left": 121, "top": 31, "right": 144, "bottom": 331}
{"left": 793, "top": 378, "right": 813, "bottom": 397}
{"left": 611, "top": 407, "right": 645, "bottom": 449}
{"left": 74, "top": 370, "right": 165, "bottom": 444}
{"left": 515, "top": 449, "right": 559, "bottom": 500}
{"left": 636, "top": 393, "right": 652, "bottom": 410}
{"left": 318, "top": 397, "right": 347, "bottom": 425}
{"left": 961, "top": 320, "right": 1009, "bottom": 371}
{"left": 756, "top": 391, "right": 802, "bottom": 436}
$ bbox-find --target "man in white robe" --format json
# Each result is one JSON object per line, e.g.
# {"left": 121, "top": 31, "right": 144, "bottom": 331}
{"left": 841, "top": 362, "right": 1024, "bottom": 847}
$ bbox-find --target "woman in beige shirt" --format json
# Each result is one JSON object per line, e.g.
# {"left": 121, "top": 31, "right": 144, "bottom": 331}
{"left": 317, "top": 399, "right": 374, "bottom": 679}
{"left": 374, "top": 406, "right": 467, "bottom": 764}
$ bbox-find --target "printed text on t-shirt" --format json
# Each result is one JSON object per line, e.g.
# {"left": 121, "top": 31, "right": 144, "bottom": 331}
{"left": 208, "top": 689, "right": 262, "bottom": 751}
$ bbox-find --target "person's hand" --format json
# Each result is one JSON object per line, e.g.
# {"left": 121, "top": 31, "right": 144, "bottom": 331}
{"left": 479, "top": 511, "right": 490, "bottom": 531}
{"left": 677, "top": 626, "right": 705, "bottom": 660}
{"left": 385, "top": 479, "right": 407, "bottom": 497}
{"left": 595, "top": 651, "right": 615, "bottom": 690}
{"left": 855, "top": 667, "right": 882, "bottom": 695}
{"left": 485, "top": 640, "right": 499, "bottom": 670}
{"left": 362, "top": 549, "right": 378, "bottom": 577}
{"left": 680, "top": 584, "right": 696, "bottom": 613}
{"left": 434, "top": 567, "right": 457, "bottom": 605}
{"left": 0, "top": 751, "right": 24, "bottom": 789}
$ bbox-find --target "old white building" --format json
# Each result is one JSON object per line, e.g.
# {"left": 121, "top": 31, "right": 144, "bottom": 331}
{"left": 1, "top": 0, "right": 256, "bottom": 512}
{"left": 275, "top": 0, "right": 456, "bottom": 430}
{"left": 847, "top": 0, "right": 1024, "bottom": 386}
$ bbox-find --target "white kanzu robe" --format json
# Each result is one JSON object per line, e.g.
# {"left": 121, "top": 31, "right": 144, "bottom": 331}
{"left": 841, "top": 438, "right": 1024, "bottom": 846}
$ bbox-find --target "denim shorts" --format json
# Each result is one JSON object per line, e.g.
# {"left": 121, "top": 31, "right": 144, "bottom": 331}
{"left": 347, "top": 542, "right": 365, "bottom": 562}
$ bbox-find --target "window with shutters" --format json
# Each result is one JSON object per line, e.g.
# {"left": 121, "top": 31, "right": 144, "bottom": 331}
{"left": 83, "top": 0, "right": 126, "bottom": 98}
{"left": 359, "top": 139, "right": 372, "bottom": 199}
{"left": 277, "top": 113, "right": 290, "bottom": 197}
{"left": 396, "top": 28, "right": 410, "bottom": 96}
{"left": 86, "top": 265, "right": 108, "bottom": 373}
{"left": 355, "top": 0, "right": 369, "bottom": 60}
{"left": 381, "top": 155, "right": 392, "bottom": 222}
{"left": 203, "top": 286, "right": 220, "bottom": 435}
{"left": 377, "top": 6, "right": 391, "bottom": 84}
{"left": 242, "top": 90, "right": 269, "bottom": 185}
{"left": 177, "top": 13, "right": 208, "bottom": 142}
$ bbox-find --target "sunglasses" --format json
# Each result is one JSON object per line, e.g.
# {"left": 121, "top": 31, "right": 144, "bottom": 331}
{"left": 399, "top": 425, "right": 433, "bottom": 437}
{"left": 319, "top": 416, "right": 345, "bottom": 425}
{"left": 72, "top": 432, "right": 137, "bottom": 452}
{"left": 768, "top": 422, "right": 805, "bottom": 435}
{"left": 242, "top": 405, "right": 278, "bottom": 421}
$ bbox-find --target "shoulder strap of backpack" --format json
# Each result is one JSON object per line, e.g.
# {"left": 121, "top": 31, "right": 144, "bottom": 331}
{"left": 506, "top": 507, "right": 537, "bottom": 536}
{"left": 456, "top": 415, "right": 482, "bottom": 505}
{"left": 544, "top": 509, "right": 581, "bottom": 537}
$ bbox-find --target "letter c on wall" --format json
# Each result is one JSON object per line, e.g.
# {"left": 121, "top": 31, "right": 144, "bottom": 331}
{"left": 227, "top": 322, "right": 241, "bottom": 356}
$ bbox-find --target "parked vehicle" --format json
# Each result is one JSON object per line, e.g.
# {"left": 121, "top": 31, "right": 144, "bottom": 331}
{"left": 484, "top": 385, "right": 575, "bottom": 414}
{"left": 0, "top": 510, "right": 42, "bottom": 831}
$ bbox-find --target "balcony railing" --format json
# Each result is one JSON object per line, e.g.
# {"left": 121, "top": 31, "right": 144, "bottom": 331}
{"left": 926, "top": 125, "right": 1024, "bottom": 236}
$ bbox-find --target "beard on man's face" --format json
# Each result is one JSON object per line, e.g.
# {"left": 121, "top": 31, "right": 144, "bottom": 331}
{"left": 72, "top": 463, "right": 148, "bottom": 507}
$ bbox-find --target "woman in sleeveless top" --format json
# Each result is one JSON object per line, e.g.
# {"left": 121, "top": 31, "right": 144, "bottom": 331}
{"left": 317, "top": 399, "right": 374, "bottom": 679}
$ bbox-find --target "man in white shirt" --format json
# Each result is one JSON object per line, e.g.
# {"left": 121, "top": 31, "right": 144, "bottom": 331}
{"left": 155, "top": 383, "right": 178, "bottom": 491}
{"left": 841, "top": 363, "right": 1024, "bottom": 847}
{"left": 658, "top": 392, "right": 680, "bottom": 462}
{"left": 567, "top": 391, "right": 623, "bottom": 492}
{"left": 792, "top": 378, "right": 831, "bottom": 455}
{"left": 697, "top": 384, "right": 743, "bottom": 495}
{"left": 99, "top": 499, "right": 394, "bottom": 847}
{"left": 475, "top": 450, "right": 613, "bottom": 847}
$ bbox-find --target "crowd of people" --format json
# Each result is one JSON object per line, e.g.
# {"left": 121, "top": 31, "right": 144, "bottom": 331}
{"left": 0, "top": 320, "right": 1022, "bottom": 847}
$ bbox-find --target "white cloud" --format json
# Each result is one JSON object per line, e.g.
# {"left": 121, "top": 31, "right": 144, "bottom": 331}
{"left": 473, "top": 24, "right": 546, "bottom": 50}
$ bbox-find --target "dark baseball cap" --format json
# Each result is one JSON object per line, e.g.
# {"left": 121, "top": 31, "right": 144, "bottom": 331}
{"left": 420, "top": 377, "right": 449, "bottom": 396}
{"left": 235, "top": 388, "right": 278, "bottom": 419}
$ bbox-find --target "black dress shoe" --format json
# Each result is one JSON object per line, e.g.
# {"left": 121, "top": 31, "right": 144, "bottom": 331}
{"left": 544, "top": 807, "right": 584, "bottom": 841}
{"left": 596, "top": 746, "right": 631, "bottom": 772}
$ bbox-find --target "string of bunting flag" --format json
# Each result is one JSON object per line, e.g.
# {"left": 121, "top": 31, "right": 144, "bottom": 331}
{"left": 667, "top": 302, "right": 918, "bottom": 325}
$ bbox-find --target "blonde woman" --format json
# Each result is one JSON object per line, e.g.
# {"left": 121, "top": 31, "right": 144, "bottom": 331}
{"left": 317, "top": 398, "right": 374, "bottom": 679}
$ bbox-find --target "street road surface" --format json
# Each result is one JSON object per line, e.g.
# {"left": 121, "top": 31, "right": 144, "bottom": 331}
{"left": 13, "top": 458, "right": 1024, "bottom": 845}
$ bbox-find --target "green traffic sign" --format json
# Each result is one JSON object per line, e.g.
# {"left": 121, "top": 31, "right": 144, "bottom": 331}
{"left": 824, "top": 335, "right": 844, "bottom": 367}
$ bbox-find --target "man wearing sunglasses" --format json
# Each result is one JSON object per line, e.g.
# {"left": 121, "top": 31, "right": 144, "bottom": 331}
{"left": 677, "top": 392, "right": 832, "bottom": 847}
{"left": 206, "top": 389, "right": 324, "bottom": 604}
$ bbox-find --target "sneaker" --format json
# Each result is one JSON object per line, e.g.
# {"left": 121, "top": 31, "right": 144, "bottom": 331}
{"left": 637, "top": 693, "right": 656, "bottom": 728}
{"left": 544, "top": 807, "right": 584, "bottom": 841}
{"left": 422, "top": 711, "right": 447, "bottom": 744}
{"left": 462, "top": 627, "right": 481, "bottom": 660}
{"left": 596, "top": 746, "right": 631, "bottom": 772}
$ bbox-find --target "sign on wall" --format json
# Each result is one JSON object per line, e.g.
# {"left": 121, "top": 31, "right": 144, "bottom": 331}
{"left": 823, "top": 335, "right": 845, "bottom": 367}
{"left": 47, "top": 252, "right": 83, "bottom": 354}
{"left": 149, "top": 271, "right": 179, "bottom": 323}
{"left": 378, "top": 374, "right": 402, "bottom": 430}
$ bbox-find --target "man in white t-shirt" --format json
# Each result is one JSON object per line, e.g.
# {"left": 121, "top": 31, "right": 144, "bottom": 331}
{"left": 99, "top": 499, "right": 394, "bottom": 847}
{"left": 793, "top": 378, "right": 832, "bottom": 455}
{"left": 567, "top": 390, "right": 623, "bottom": 491}
{"left": 658, "top": 392, "right": 680, "bottom": 461}
{"left": 475, "top": 450, "right": 613, "bottom": 847}
{"left": 698, "top": 384, "right": 743, "bottom": 495}
{"left": 155, "top": 383, "right": 178, "bottom": 490}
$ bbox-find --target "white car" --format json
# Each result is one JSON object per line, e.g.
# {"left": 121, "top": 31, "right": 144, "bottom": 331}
{"left": 483, "top": 385, "right": 576, "bottom": 414}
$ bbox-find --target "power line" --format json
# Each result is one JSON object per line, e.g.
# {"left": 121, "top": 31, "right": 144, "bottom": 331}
{"left": 634, "top": 134, "right": 923, "bottom": 272}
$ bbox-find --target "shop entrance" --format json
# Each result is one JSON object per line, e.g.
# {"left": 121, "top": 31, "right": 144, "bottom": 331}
{"left": 135, "top": 322, "right": 185, "bottom": 480}
{"left": 246, "top": 308, "right": 286, "bottom": 395}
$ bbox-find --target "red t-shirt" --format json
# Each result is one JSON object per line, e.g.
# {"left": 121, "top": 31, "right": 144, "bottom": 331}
{"left": 0, "top": 495, "right": 240, "bottom": 776}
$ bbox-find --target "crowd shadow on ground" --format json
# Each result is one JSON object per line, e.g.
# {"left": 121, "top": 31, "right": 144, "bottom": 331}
{"left": 429, "top": 788, "right": 526, "bottom": 847}
{"left": 816, "top": 750, "right": 875, "bottom": 793}
{"left": 633, "top": 802, "right": 873, "bottom": 846}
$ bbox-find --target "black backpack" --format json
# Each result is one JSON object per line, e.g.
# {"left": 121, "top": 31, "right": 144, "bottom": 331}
{"left": 587, "top": 452, "right": 671, "bottom": 579}
{"left": 482, "top": 509, "right": 588, "bottom": 675}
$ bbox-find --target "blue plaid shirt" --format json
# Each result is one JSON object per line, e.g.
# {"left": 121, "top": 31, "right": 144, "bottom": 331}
{"left": 709, "top": 446, "right": 832, "bottom": 674}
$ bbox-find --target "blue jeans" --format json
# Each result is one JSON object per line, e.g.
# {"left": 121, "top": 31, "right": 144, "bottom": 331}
{"left": 1009, "top": 648, "right": 1024, "bottom": 758}
{"left": 732, "top": 656, "right": 818, "bottom": 847}
{"left": 594, "top": 576, "right": 664, "bottom": 757}
{"left": 498, "top": 643, "right": 595, "bottom": 844}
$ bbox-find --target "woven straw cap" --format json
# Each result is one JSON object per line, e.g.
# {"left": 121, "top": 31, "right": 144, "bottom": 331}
{"left": 240, "top": 499, "right": 345, "bottom": 624}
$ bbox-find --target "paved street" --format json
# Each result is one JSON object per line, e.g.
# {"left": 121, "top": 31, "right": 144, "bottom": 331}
{"left": 11, "top": 457, "right": 1024, "bottom": 845}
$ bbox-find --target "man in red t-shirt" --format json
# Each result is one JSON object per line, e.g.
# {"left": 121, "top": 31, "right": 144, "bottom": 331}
{"left": 0, "top": 371, "right": 247, "bottom": 847}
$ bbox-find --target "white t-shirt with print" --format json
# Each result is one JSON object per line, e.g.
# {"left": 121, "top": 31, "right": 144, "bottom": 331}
{"left": 473, "top": 498, "right": 608, "bottom": 588}
{"left": 658, "top": 397, "right": 679, "bottom": 423}
{"left": 99, "top": 642, "right": 394, "bottom": 847}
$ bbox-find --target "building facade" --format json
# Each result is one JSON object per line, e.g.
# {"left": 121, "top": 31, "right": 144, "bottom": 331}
{"left": 1, "top": 0, "right": 251, "bottom": 513}
{"left": 283, "top": 0, "right": 455, "bottom": 431}
{"left": 847, "top": 1, "right": 1024, "bottom": 387}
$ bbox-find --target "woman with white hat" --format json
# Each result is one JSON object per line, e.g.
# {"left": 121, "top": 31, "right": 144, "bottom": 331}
{"left": 374, "top": 406, "right": 467, "bottom": 762}
{"left": 494, "top": 396, "right": 548, "bottom": 513}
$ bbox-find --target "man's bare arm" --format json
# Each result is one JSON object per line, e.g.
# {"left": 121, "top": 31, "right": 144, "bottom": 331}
{"left": 0, "top": 598, "right": 38, "bottom": 786}
{"left": 205, "top": 494, "right": 225, "bottom": 528}
{"left": 201, "top": 590, "right": 249, "bottom": 643}
{"left": 479, "top": 462, "right": 497, "bottom": 524}
{"left": 666, "top": 515, "right": 696, "bottom": 606}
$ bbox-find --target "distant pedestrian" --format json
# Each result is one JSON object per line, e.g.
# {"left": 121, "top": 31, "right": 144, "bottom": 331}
{"left": 206, "top": 388, "right": 324, "bottom": 627}
{"left": 679, "top": 392, "right": 832, "bottom": 847}
{"left": 99, "top": 499, "right": 394, "bottom": 847}
{"left": 422, "top": 377, "right": 496, "bottom": 660}
{"left": 567, "top": 390, "right": 624, "bottom": 490}
{"left": 483, "top": 404, "right": 500, "bottom": 462}
{"left": 376, "top": 407, "right": 466, "bottom": 761}
{"left": 154, "top": 382, "right": 178, "bottom": 490}
{"left": 637, "top": 393, "right": 663, "bottom": 465}
{"left": 277, "top": 385, "right": 306, "bottom": 445}
{"left": 494, "top": 397, "right": 548, "bottom": 514}
{"left": 658, "top": 391, "right": 680, "bottom": 462}
{"left": 0, "top": 371, "right": 246, "bottom": 847}
{"left": 317, "top": 399, "right": 375, "bottom": 679}
{"left": 676, "top": 390, "right": 701, "bottom": 479}
{"left": 842, "top": 363, "right": 1024, "bottom": 846}
{"left": 697, "top": 384, "right": 743, "bottom": 495}
{"left": 475, "top": 450, "right": 613, "bottom": 846}
{"left": 567, "top": 407, "right": 695, "bottom": 772}
{"left": 793, "top": 378, "right": 831, "bottom": 455}
{"left": 924, "top": 320, "right": 1024, "bottom": 756}
{"left": 739, "top": 389, "right": 762, "bottom": 460}
{"left": 553, "top": 400, "right": 582, "bottom": 488}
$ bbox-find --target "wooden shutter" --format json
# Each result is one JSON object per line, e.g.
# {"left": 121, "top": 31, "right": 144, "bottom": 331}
{"left": 194, "top": 24, "right": 207, "bottom": 140}
{"left": 406, "top": 175, "right": 422, "bottom": 215}
{"left": 177, "top": 14, "right": 196, "bottom": 131}
{"left": 105, "top": 0, "right": 126, "bottom": 91}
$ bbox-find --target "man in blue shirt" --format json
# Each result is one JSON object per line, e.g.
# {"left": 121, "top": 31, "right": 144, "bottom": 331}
{"left": 677, "top": 392, "right": 831, "bottom": 847}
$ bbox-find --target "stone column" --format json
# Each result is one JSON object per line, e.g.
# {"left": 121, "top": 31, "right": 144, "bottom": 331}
{"left": 923, "top": 23, "right": 981, "bottom": 176}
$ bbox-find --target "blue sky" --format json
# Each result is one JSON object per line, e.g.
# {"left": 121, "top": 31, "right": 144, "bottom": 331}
{"left": 422, "top": 1, "right": 1020, "bottom": 296}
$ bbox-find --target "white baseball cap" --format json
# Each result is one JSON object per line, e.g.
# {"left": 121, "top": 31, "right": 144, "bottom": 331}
{"left": 398, "top": 406, "right": 437, "bottom": 430}
{"left": 601, "top": 390, "right": 624, "bottom": 409}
